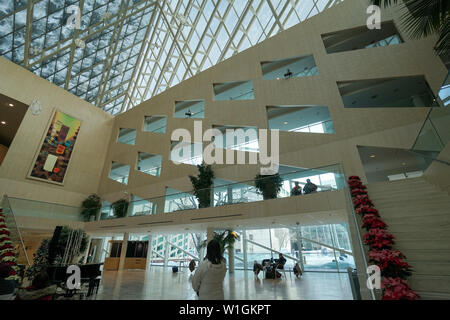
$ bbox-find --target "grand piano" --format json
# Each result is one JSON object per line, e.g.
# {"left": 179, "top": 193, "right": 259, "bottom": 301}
{"left": 46, "top": 263, "right": 103, "bottom": 297}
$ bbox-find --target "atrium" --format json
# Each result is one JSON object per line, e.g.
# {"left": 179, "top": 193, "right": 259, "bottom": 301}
{"left": 0, "top": 0, "right": 449, "bottom": 305}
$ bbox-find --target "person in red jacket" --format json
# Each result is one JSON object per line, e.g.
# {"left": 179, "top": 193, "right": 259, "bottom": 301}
{"left": 16, "top": 270, "right": 56, "bottom": 300}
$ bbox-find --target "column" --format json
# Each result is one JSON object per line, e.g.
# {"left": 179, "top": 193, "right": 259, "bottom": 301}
{"left": 227, "top": 185, "right": 233, "bottom": 204}
{"left": 206, "top": 227, "right": 214, "bottom": 242}
{"left": 163, "top": 235, "right": 169, "bottom": 269}
{"left": 199, "top": 233, "right": 206, "bottom": 261}
{"left": 242, "top": 230, "right": 248, "bottom": 271}
{"left": 146, "top": 233, "right": 153, "bottom": 271}
{"left": 296, "top": 229, "right": 305, "bottom": 271}
{"left": 118, "top": 232, "right": 129, "bottom": 271}
{"left": 228, "top": 246, "right": 235, "bottom": 274}
{"left": 82, "top": 235, "right": 92, "bottom": 264}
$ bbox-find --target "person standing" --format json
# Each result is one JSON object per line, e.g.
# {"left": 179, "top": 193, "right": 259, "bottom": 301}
{"left": 290, "top": 181, "right": 302, "bottom": 196}
{"left": 303, "top": 179, "right": 318, "bottom": 194}
{"left": 192, "top": 239, "right": 227, "bottom": 300}
{"left": 253, "top": 260, "right": 264, "bottom": 277}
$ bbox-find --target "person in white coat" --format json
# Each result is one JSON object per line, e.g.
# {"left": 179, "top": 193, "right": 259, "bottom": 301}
{"left": 192, "top": 239, "right": 227, "bottom": 300}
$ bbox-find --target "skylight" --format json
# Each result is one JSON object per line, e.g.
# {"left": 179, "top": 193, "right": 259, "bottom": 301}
{"left": 0, "top": 0, "right": 341, "bottom": 115}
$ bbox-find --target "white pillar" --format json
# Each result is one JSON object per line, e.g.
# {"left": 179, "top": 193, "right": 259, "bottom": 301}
{"left": 199, "top": 233, "right": 206, "bottom": 261}
{"left": 146, "top": 233, "right": 153, "bottom": 271}
{"left": 242, "top": 230, "right": 248, "bottom": 271}
{"left": 82, "top": 236, "right": 92, "bottom": 264}
{"left": 163, "top": 235, "right": 169, "bottom": 269}
{"left": 206, "top": 227, "right": 214, "bottom": 242}
{"left": 118, "top": 232, "right": 129, "bottom": 271}
{"left": 296, "top": 229, "right": 305, "bottom": 271}
{"left": 228, "top": 246, "right": 235, "bottom": 274}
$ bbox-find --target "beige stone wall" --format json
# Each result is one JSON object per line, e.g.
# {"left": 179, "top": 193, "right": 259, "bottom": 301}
{"left": 97, "top": 0, "right": 447, "bottom": 206}
{"left": 0, "top": 57, "right": 114, "bottom": 210}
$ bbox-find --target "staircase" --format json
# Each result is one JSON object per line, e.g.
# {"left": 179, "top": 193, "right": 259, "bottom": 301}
{"left": 1, "top": 195, "right": 30, "bottom": 266}
{"left": 367, "top": 177, "right": 450, "bottom": 300}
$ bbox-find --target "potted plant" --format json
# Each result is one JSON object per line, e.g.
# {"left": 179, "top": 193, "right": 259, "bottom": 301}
{"left": 112, "top": 199, "right": 129, "bottom": 218}
{"left": 81, "top": 194, "right": 101, "bottom": 222}
{"left": 189, "top": 162, "right": 215, "bottom": 208}
{"left": 199, "top": 230, "right": 239, "bottom": 255}
{"left": 254, "top": 173, "right": 283, "bottom": 200}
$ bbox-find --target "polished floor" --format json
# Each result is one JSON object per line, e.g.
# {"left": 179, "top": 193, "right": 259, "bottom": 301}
{"left": 95, "top": 267, "right": 353, "bottom": 300}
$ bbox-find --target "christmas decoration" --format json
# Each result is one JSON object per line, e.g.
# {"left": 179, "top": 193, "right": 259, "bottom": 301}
{"left": 24, "top": 238, "right": 49, "bottom": 281}
{"left": 0, "top": 209, "right": 21, "bottom": 282}
{"left": 347, "top": 176, "right": 419, "bottom": 300}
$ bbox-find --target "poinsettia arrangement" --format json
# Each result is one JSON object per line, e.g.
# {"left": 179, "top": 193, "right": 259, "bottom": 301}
{"left": 0, "top": 209, "right": 21, "bottom": 282}
{"left": 363, "top": 228, "right": 395, "bottom": 249}
{"left": 381, "top": 277, "right": 419, "bottom": 300}
{"left": 362, "top": 214, "right": 387, "bottom": 230}
{"left": 369, "top": 249, "right": 412, "bottom": 279}
{"left": 347, "top": 176, "right": 418, "bottom": 300}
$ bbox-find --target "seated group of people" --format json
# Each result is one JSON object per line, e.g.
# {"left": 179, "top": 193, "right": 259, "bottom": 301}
{"left": 0, "top": 263, "right": 56, "bottom": 300}
{"left": 253, "top": 253, "right": 303, "bottom": 279}
{"left": 290, "top": 179, "right": 318, "bottom": 196}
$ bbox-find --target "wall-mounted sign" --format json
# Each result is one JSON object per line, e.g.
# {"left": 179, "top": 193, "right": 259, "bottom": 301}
{"left": 28, "top": 109, "right": 81, "bottom": 185}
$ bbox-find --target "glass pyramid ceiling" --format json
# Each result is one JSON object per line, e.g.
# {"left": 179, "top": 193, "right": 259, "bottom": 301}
{"left": 0, "top": 0, "right": 341, "bottom": 115}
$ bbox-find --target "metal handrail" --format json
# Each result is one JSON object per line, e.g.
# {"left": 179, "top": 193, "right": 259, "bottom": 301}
{"left": 2, "top": 195, "right": 31, "bottom": 266}
{"left": 343, "top": 184, "right": 376, "bottom": 300}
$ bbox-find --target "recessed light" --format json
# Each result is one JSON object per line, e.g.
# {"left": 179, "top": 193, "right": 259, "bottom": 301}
{"left": 370, "top": 154, "right": 376, "bottom": 158}
{"left": 8, "top": 103, "right": 14, "bottom": 107}
{"left": 402, "top": 162, "right": 407, "bottom": 166}
{"left": 1, "top": 121, "right": 6, "bottom": 125}
{"left": 284, "top": 121, "right": 288, "bottom": 125}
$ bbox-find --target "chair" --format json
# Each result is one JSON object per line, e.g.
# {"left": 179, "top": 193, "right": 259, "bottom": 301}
{"left": 274, "top": 264, "right": 288, "bottom": 279}
{"left": 262, "top": 261, "right": 271, "bottom": 278}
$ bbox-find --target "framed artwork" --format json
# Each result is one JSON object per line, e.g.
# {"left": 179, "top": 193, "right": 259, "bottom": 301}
{"left": 28, "top": 109, "right": 81, "bottom": 185}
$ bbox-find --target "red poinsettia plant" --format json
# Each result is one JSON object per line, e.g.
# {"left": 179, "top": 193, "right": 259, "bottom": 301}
{"left": 363, "top": 228, "right": 394, "bottom": 249}
{"left": 369, "top": 249, "right": 412, "bottom": 279}
{"left": 351, "top": 188, "right": 368, "bottom": 196}
{"left": 353, "top": 194, "right": 374, "bottom": 208}
{"left": 356, "top": 206, "right": 379, "bottom": 216}
{"left": 347, "top": 175, "right": 419, "bottom": 300}
{"left": 0, "top": 212, "right": 21, "bottom": 282}
{"left": 381, "top": 277, "right": 419, "bottom": 300}
{"left": 362, "top": 214, "right": 387, "bottom": 230}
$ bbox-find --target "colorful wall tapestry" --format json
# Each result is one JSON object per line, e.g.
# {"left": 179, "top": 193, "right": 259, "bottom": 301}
{"left": 29, "top": 110, "right": 81, "bottom": 184}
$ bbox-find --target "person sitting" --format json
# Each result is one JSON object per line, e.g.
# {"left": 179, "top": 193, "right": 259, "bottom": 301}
{"left": 303, "top": 179, "right": 318, "bottom": 194}
{"left": 16, "top": 270, "right": 57, "bottom": 300}
{"left": 290, "top": 181, "right": 302, "bottom": 196}
{"left": 188, "top": 259, "right": 196, "bottom": 273}
{"left": 293, "top": 263, "right": 303, "bottom": 278}
{"left": 0, "top": 264, "right": 15, "bottom": 300}
{"left": 274, "top": 253, "right": 286, "bottom": 270}
{"left": 253, "top": 261, "right": 264, "bottom": 277}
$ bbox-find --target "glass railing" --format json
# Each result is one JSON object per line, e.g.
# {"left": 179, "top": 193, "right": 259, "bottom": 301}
{"left": 99, "top": 163, "right": 346, "bottom": 220}
{"left": 1, "top": 196, "right": 31, "bottom": 268}
{"left": 412, "top": 71, "right": 450, "bottom": 154}
{"left": 6, "top": 196, "right": 83, "bottom": 221}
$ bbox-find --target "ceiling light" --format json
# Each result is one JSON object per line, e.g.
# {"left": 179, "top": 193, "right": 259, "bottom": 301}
{"left": 8, "top": 103, "right": 14, "bottom": 107}
{"left": 402, "top": 162, "right": 407, "bottom": 166}
{"left": 370, "top": 154, "right": 376, "bottom": 158}
{"left": 1, "top": 121, "right": 6, "bottom": 125}
{"left": 284, "top": 121, "right": 288, "bottom": 125}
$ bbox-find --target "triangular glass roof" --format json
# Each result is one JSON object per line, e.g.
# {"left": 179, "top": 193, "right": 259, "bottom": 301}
{"left": 0, "top": 0, "right": 341, "bottom": 115}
